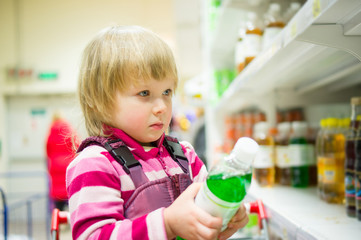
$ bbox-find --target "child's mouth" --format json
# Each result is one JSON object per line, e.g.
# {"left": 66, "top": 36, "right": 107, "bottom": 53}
{"left": 151, "top": 123, "right": 164, "bottom": 130}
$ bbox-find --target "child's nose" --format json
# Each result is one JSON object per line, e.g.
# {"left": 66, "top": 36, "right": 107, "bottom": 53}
{"left": 153, "top": 98, "right": 167, "bottom": 114}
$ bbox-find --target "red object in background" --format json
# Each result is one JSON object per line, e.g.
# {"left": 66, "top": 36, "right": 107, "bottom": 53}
{"left": 46, "top": 118, "right": 79, "bottom": 202}
{"left": 51, "top": 208, "right": 69, "bottom": 240}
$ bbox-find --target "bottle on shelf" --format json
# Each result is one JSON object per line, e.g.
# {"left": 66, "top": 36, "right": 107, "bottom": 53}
{"left": 275, "top": 121, "right": 292, "bottom": 185}
{"left": 235, "top": 26, "right": 246, "bottom": 74}
{"left": 194, "top": 137, "right": 259, "bottom": 231}
{"left": 262, "top": 3, "right": 285, "bottom": 51}
{"left": 316, "top": 118, "right": 327, "bottom": 199}
{"left": 252, "top": 121, "right": 275, "bottom": 187}
{"left": 244, "top": 11, "right": 263, "bottom": 67}
{"left": 224, "top": 115, "right": 236, "bottom": 154}
{"left": 284, "top": 1, "right": 302, "bottom": 23}
{"left": 322, "top": 118, "right": 345, "bottom": 204}
{"left": 306, "top": 122, "right": 318, "bottom": 186}
{"left": 288, "top": 121, "right": 315, "bottom": 188}
{"left": 244, "top": 110, "right": 256, "bottom": 138}
{"left": 354, "top": 106, "right": 361, "bottom": 220}
{"left": 285, "top": 108, "right": 304, "bottom": 122}
{"left": 345, "top": 97, "right": 361, "bottom": 217}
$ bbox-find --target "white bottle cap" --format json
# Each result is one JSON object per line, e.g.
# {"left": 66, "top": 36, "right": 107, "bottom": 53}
{"left": 232, "top": 137, "right": 259, "bottom": 168}
{"left": 269, "top": 3, "right": 281, "bottom": 13}
{"left": 277, "top": 121, "right": 291, "bottom": 134}
{"left": 292, "top": 121, "right": 308, "bottom": 136}
{"left": 253, "top": 121, "right": 270, "bottom": 138}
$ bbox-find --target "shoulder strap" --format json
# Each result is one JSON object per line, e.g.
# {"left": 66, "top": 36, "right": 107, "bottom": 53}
{"left": 163, "top": 136, "right": 189, "bottom": 173}
{"left": 78, "top": 137, "right": 148, "bottom": 187}
{"left": 103, "top": 139, "right": 141, "bottom": 174}
{"left": 103, "top": 139, "right": 148, "bottom": 187}
{"left": 79, "top": 135, "right": 190, "bottom": 176}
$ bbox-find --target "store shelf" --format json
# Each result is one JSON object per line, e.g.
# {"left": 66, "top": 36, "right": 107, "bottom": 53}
{"left": 2, "top": 81, "right": 76, "bottom": 96}
{"left": 248, "top": 183, "right": 361, "bottom": 240}
{"left": 205, "top": 1, "right": 361, "bottom": 237}
{"left": 212, "top": 0, "right": 361, "bottom": 110}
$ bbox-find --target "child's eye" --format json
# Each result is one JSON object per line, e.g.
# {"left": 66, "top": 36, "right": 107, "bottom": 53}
{"left": 163, "top": 89, "right": 172, "bottom": 96}
{"left": 138, "top": 90, "right": 149, "bottom": 97}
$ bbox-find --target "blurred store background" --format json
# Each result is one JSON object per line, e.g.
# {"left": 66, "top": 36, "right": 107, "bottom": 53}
{"left": 1, "top": 0, "right": 361, "bottom": 239}
{"left": 0, "top": 0, "right": 205, "bottom": 239}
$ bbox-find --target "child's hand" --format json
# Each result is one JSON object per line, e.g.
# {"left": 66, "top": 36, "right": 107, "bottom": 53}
{"left": 164, "top": 182, "right": 223, "bottom": 240}
{"left": 217, "top": 204, "right": 249, "bottom": 240}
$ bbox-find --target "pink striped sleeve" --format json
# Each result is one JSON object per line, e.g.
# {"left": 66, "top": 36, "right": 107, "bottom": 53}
{"left": 66, "top": 146, "right": 167, "bottom": 240}
{"left": 180, "top": 141, "right": 208, "bottom": 182}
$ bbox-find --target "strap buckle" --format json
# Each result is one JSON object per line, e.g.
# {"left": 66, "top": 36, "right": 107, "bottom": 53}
{"left": 104, "top": 140, "right": 141, "bottom": 174}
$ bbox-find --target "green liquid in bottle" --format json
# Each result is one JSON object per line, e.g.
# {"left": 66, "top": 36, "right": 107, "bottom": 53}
{"left": 176, "top": 173, "right": 250, "bottom": 240}
{"left": 176, "top": 137, "right": 259, "bottom": 240}
{"left": 206, "top": 172, "right": 249, "bottom": 202}
{"left": 289, "top": 136, "right": 310, "bottom": 188}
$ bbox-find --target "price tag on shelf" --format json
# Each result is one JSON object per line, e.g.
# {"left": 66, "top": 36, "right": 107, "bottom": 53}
{"left": 291, "top": 22, "right": 298, "bottom": 39}
{"left": 313, "top": 0, "right": 321, "bottom": 19}
{"left": 283, "top": 21, "right": 298, "bottom": 47}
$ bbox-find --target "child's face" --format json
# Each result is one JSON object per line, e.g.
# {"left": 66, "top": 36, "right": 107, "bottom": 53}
{"left": 110, "top": 77, "right": 175, "bottom": 145}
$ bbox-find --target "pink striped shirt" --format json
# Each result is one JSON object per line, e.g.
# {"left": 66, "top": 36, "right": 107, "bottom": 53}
{"left": 66, "top": 128, "right": 208, "bottom": 240}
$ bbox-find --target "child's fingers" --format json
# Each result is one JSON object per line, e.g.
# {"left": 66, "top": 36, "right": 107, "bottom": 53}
{"left": 227, "top": 213, "right": 248, "bottom": 229}
{"left": 195, "top": 206, "right": 223, "bottom": 229}
{"left": 195, "top": 222, "right": 221, "bottom": 240}
{"left": 229, "top": 204, "right": 247, "bottom": 222}
{"left": 182, "top": 182, "right": 202, "bottom": 198}
{"left": 218, "top": 214, "right": 249, "bottom": 240}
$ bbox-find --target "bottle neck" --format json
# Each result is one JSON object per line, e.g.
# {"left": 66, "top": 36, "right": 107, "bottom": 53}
{"left": 350, "top": 104, "right": 361, "bottom": 121}
{"left": 224, "top": 153, "right": 251, "bottom": 172}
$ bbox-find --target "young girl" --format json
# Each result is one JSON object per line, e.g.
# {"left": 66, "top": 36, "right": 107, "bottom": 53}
{"left": 66, "top": 25, "right": 248, "bottom": 240}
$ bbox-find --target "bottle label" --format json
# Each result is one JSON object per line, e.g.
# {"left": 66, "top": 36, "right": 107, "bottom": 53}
{"left": 324, "top": 163, "right": 336, "bottom": 183}
{"left": 356, "top": 171, "right": 361, "bottom": 200}
{"left": 319, "top": 156, "right": 345, "bottom": 184}
{"left": 288, "top": 144, "right": 315, "bottom": 166}
{"left": 276, "top": 145, "right": 291, "bottom": 167}
{"left": 262, "top": 27, "right": 282, "bottom": 50}
{"left": 244, "top": 34, "right": 262, "bottom": 57}
{"left": 253, "top": 145, "right": 274, "bottom": 168}
{"left": 195, "top": 182, "right": 241, "bottom": 231}
{"left": 345, "top": 169, "right": 356, "bottom": 197}
{"left": 235, "top": 41, "right": 246, "bottom": 65}
{"left": 317, "top": 157, "right": 325, "bottom": 183}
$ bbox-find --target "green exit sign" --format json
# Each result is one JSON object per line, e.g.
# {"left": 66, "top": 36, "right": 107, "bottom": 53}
{"left": 38, "top": 72, "right": 58, "bottom": 80}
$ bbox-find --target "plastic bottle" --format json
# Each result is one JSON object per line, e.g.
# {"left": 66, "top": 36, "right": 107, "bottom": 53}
{"left": 275, "top": 121, "right": 292, "bottom": 185}
{"left": 284, "top": 2, "right": 301, "bottom": 23}
{"left": 289, "top": 121, "right": 314, "bottom": 187}
{"left": 235, "top": 26, "right": 246, "bottom": 74}
{"left": 334, "top": 118, "right": 347, "bottom": 202}
{"left": 322, "top": 118, "right": 345, "bottom": 203}
{"left": 355, "top": 114, "right": 361, "bottom": 219}
{"left": 262, "top": 3, "right": 285, "bottom": 50}
{"left": 316, "top": 118, "right": 327, "bottom": 198}
{"left": 194, "top": 137, "right": 259, "bottom": 231}
{"left": 252, "top": 121, "right": 275, "bottom": 187}
{"left": 306, "top": 123, "right": 318, "bottom": 187}
{"left": 345, "top": 97, "right": 361, "bottom": 217}
{"left": 244, "top": 12, "right": 263, "bottom": 66}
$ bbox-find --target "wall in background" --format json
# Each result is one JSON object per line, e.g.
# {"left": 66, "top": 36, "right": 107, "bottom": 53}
{"left": 0, "top": 0, "right": 203, "bottom": 170}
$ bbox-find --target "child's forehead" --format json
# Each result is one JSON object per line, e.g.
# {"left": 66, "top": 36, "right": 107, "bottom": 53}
{"left": 123, "top": 77, "right": 176, "bottom": 90}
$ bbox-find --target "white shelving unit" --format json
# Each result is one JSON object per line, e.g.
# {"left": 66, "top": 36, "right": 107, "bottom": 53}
{"left": 248, "top": 183, "right": 361, "bottom": 239}
{"left": 204, "top": 0, "right": 361, "bottom": 238}
{"left": 211, "top": 0, "right": 361, "bottom": 113}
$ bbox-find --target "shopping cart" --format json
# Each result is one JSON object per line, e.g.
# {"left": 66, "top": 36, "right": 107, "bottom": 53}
{"left": 244, "top": 199, "right": 269, "bottom": 240}
{"left": 51, "top": 199, "right": 269, "bottom": 240}
{"left": 0, "top": 170, "right": 51, "bottom": 240}
{"left": 51, "top": 208, "right": 69, "bottom": 240}
{"left": 227, "top": 199, "right": 269, "bottom": 240}
{"left": 0, "top": 187, "right": 8, "bottom": 240}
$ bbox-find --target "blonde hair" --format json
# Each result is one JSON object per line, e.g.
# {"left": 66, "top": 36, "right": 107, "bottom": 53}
{"left": 78, "top": 25, "right": 178, "bottom": 136}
